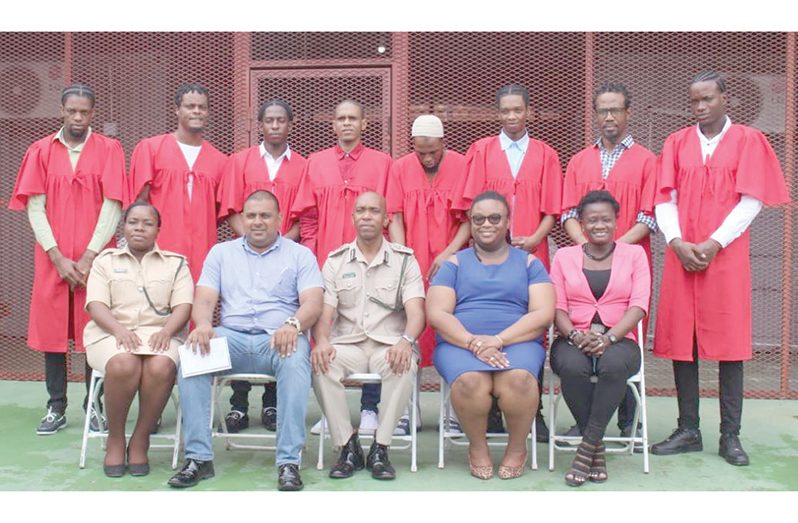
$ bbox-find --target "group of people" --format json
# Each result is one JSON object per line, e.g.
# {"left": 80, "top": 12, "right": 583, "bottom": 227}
{"left": 8, "top": 70, "right": 789, "bottom": 490}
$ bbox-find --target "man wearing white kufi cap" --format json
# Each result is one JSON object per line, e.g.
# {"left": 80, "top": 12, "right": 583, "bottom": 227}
{"left": 386, "top": 115, "right": 470, "bottom": 429}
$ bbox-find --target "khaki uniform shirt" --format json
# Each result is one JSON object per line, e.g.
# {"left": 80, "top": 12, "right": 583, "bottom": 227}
{"left": 83, "top": 244, "right": 194, "bottom": 347}
{"left": 323, "top": 239, "right": 425, "bottom": 346}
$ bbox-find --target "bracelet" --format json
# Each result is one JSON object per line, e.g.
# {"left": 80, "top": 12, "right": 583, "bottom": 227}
{"left": 494, "top": 334, "right": 504, "bottom": 349}
{"left": 567, "top": 329, "right": 579, "bottom": 342}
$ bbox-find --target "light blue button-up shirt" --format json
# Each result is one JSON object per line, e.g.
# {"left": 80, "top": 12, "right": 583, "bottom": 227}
{"left": 197, "top": 235, "right": 323, "bottom": 334}
{"left": 499, "top": 129, "right": 529, "bottom": 179}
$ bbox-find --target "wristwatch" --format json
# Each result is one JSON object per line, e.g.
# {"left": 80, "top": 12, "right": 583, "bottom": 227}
{"left": 607, "top": 332, "right": 618, "bottom": 344}
{"left": 400, "top": 333, "right": 416, "bottom": 345}
{"left": 284, "top": 316, "right": 301, "bottom": 331}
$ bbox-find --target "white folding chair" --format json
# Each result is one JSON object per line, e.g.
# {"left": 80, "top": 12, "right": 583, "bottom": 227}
{"left": 79, "top": 369, "right": 182, "bottom": 469}
{"left": 547, "top": 322, "right": 650, "bottom": 473}
{"left": 438, "top": 377, "right": 538, "bottom": 470}
{"left": 210, "top": 373, "right": 278, "bottom": 451}
{"left": 316, "top": 372, "right": 419, "bottom": 472}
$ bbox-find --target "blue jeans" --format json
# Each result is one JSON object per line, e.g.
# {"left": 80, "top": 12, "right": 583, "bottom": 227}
{"left": 177, "top": 326, "right": 311, "bottom": 465}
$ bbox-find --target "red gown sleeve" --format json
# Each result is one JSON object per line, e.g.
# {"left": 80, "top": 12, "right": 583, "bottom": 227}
{"left": 129, "top": 139, "right": 156, "bottom": 200}
{"left": 385, "top": 160, "right": 405, "bottom": 215}
{"left": 735, "top": 129, "right": 790, "bottom": 206}
{"left": 654, "top": 134, "right": 679, "bottom": 205}
{"left": 217, "top": 153, "right": 245, "bottom": 219}
{"left": 540, "top": 145, "right": 563, "bottom": 216}
{"left": 101, "top": 138, "right": 128, "bottom": 205}
{"left": 291, "top": 160, "right": 318, "bottom": 253}
{"left": 560, "top": 154, "right": 580, "bottom": 213}
{"left": 8, "top": 141, "right": 48, "bottom": 210}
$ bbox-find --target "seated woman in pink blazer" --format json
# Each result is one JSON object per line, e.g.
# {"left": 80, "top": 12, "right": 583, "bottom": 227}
{"left": 549, "top": 190, "right": 650, "bottom": 487}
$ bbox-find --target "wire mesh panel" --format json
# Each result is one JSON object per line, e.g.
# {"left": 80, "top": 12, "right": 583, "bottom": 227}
{"left": 0, "top": 31, "right": 795, "bottom": 400}
{"left": 249, "top": 68, "right": 391, "bottom": 155}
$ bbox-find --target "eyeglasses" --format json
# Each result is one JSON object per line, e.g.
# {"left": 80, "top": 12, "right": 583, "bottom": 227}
{"left": 470, "top": 213, "right": 504, "bottom": 225}
{"left": 595, "top": 107, "right": 626, "bottom": 118}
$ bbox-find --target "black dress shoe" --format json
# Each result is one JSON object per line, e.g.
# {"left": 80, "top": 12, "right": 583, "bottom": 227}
{"left": 128, "top": 462, "right": 150, "bottom": 477}
{"left": 167, "top": 459, "right": 215, "bottom": 488}
{"left": 650, "top": 427, "right": 703, "bottom": 455}
{"left": 366, "top": 442, "right": 396, "bottom": 480}
{"left": 277, "top": 463, "right": 304, "bottom": 491}
{"left": 329, "top": 433, "right": 365, "bottom": 479}
{"left": 719, "top": 433, "right": 750, "bottom": 466}
{"left": 262, "top": 407, "right": 277, "bottom": 432}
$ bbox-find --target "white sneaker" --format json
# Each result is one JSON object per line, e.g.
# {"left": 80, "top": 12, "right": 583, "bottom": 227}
{"left": 393, "top": 415, "right": 411, "bottom": 436}
{"left": 358, "top": 409, "right": 378, "bottom": 435}
{"left": 309, "top": 417, "right": 325, "bottom": 435}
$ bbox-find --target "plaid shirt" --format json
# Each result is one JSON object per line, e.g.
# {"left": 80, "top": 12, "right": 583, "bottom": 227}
{"left": 561, "top": 135, "right": 657, "bottom": 232}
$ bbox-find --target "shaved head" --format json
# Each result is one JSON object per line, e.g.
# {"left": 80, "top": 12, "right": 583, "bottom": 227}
{"left": 245, "top": 189, "right": 281, "bottom": 212}
{"left": 354, "top": 191, "right": 386, "bottom": 212}
{"left": 336, "top": 99, "right": 365, "bottom": 118}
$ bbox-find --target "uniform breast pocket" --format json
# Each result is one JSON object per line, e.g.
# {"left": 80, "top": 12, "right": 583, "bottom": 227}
{"left": 270, "top": 267, "right": 298, "bottom": 300}
{"left": 335, "top": 276, "right": 362, "bottom": 308}
{"left": 143, "top": 278, "right": 174, "bottom": 309}
{"left": 108, "top": 274, "right": 139, "bottom": 308}
{"left": 374, "top": 277, "right": 400, "bottom": 309}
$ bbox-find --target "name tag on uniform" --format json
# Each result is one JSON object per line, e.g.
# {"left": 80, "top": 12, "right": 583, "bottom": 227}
{"left": 342, "top": 272, "right": 356, "bottom": 279}
{"left": 113, "top": 268, "right": 128, "bottom": 273}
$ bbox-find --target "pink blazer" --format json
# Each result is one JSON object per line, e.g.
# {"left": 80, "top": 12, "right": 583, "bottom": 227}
{"left": 550, "top": 242, "right": 650, "bottom": 342}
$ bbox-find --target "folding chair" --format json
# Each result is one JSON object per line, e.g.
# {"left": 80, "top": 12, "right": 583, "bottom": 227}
{"left": 316, "top": 373, "right": 419, "bottom": 472}
{"left": 79, "top": 369, "right": 182, "bottom": 469}
{"left": 210, "top": 373, "right": 278, "bottom": 451}
{"left": 438, "top": 376, "right": 538, "bottom": 470}
{"left": 547, "top": 322, "right": 649, "bottom": 473}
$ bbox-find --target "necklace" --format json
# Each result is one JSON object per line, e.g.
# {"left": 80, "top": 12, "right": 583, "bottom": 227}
{"left": 582, "top": 242, "right": 616, "bottom": 262}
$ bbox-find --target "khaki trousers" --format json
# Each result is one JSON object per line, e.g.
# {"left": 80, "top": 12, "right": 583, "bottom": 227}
{"left": 313, "top": 338, "right": 417, "bottom": 447}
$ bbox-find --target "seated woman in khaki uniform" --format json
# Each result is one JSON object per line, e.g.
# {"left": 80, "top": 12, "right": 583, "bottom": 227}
{"left": 84, "top": 202, "right": 193, "bottom": 477}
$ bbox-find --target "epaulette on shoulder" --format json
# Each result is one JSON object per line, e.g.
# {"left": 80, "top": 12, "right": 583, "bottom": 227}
{"left": 95, "top": 248, "right": 117, "bottom": 259}
{"left": 160, "top": 250, "right": 188, "bottom": 261}
{"left": 327, "top": 244, "right": 350, "bottom": 257}
{"left": 389, "top": 242, "right": 414, "bottom": 255}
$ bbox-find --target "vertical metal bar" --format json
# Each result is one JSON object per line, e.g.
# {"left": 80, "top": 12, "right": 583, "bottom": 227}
{"left": 233, "top": 32, "right": 252, "bottom": 151}
{"left": 780, "top": 32, "right": 795, "bottom": 399}
{"left": 391, "top": 32, "right": 410, "bottom": 157}
{"left": 63, "top": 32, "right": 73, "bottom": 84}
{"left": 583, "top": 32, "right": 595, "bottom": 148}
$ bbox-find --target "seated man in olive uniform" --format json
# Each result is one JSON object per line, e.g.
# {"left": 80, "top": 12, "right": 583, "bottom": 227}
{"left": 311, "top": 192, "right": 425, "bottom": 480}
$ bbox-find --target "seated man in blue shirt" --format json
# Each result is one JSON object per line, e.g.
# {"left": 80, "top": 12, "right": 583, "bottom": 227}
{"left": 168, "top": 190, "right": 324, "bottom": 491}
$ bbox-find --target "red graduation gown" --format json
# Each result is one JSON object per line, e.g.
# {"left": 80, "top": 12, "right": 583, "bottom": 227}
{"left": 290, "top": 145, "right": 391, "bottom": 266}
{"left": 562, "top": 143, "right": 657, "bottom": 261}
{"left": 386, "top": 150, "right": 467, "bottom": 366}
{"left": 129, "top": 134, "right": 227, "bottom": 283}
{"left": 653, "top": 125, "right": 790, "bottom": 362}
{"left": 455, "top": 135, "right": 563, "bottom": 269}
{"left": 8, "top": 133, "right": 127, "bottom": 352}
{"left": 217, "top": 145, "right": 307, "bottom": 236}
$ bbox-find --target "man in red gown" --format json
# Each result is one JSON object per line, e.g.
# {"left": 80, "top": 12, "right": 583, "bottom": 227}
{"left": 9, "top": 84, "right": 127, "bottom": 434}
{"left": 650, "top": 71, "right": 790, "bottom": 465}
{"left": 291, "top": 99, "right": 392, "bottom": 435}
{"left": 560, "top": 83, "right": 657, "bottom": 445}
{"left": 387, "top": 114, "right": 469, "bottom": 369}
{"left": 130, "top": 83, "right": 227, "bottom": 284}
{"left": 455, "top": 84, "right": 562, "bottom": 270}
{"left": 454, "top": 84, "right": 563, "bottom": 439}
{"left": 216, "top": 99, "right": 307, "bottom": 434}
{"left": 290, "top": 100, "right": 392, "bottom": 267}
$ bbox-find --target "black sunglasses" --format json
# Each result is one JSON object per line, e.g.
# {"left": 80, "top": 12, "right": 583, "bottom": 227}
{"left": 470, "top": 213, "right": 504, "bottom": 225}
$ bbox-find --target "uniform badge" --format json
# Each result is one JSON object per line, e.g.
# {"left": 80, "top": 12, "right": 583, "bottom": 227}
{"left": 342, "top": 272, "right": 356, "bottom": 279}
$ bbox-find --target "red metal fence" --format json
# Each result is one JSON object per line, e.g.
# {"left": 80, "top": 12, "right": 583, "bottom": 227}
{"left": 0, "top": 32, "right": 795, "bottom": 398}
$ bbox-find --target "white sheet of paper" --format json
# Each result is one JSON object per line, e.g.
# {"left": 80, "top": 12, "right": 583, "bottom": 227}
{"left": 178, "top": 336, "right": 232, "bottom": 379}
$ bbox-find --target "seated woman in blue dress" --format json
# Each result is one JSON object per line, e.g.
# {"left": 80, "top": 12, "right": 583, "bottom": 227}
{"left": 427, "top": 191, "right": 555, "bottom": 480}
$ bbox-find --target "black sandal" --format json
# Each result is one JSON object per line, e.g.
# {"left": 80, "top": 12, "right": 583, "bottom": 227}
{"left": 565, "top": 440, "right": 595, "bottom": 487}
{"left": 588, "top": 442, "right": 608, "bottom": 483}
